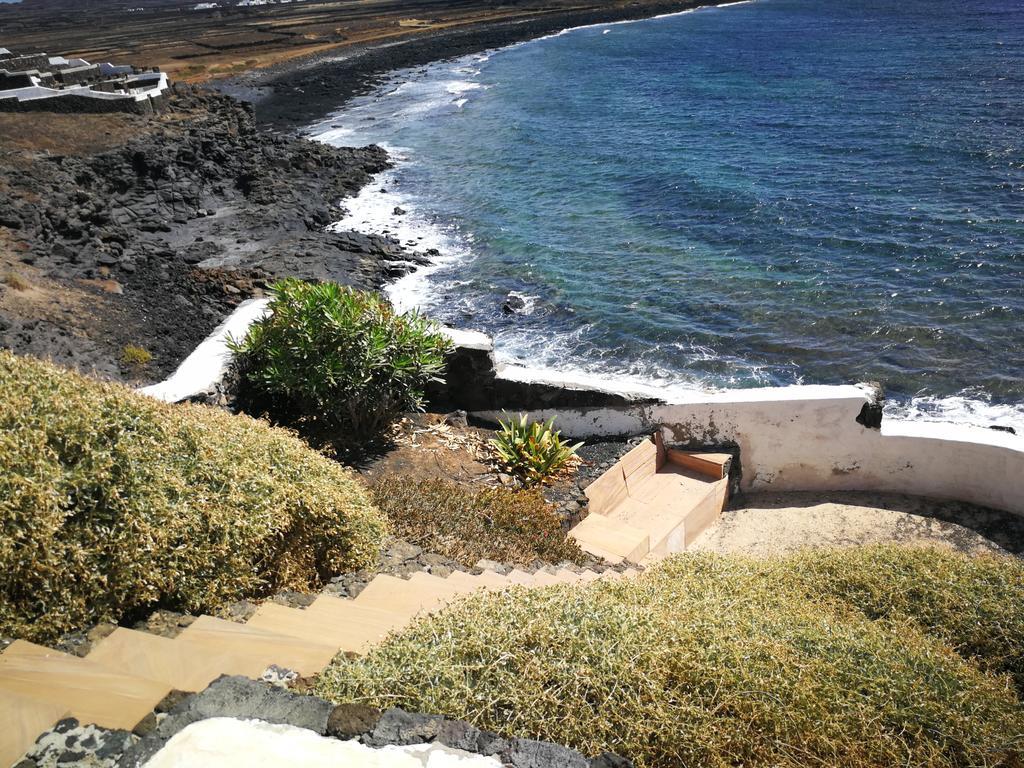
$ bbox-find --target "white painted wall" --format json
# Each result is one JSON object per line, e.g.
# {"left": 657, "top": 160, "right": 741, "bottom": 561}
{"left": 139, "top": 297, "right": 270, "bottom": 403}
{"left": 474, "top": 384, "right": 1024, "bottom": 515}
{"left": 1, "top": 71, "right": 169, "bottom": 103}
{"left": 141, "top": 306, "right": 1023, "bottom": 516}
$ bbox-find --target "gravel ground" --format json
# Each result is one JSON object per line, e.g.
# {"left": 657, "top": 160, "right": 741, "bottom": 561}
{"left": 692, "top": 490, "right": 1023, "bottom": 557}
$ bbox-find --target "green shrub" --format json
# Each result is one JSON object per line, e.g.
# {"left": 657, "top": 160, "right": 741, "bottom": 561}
{"left": 120, "top": 344, "right": 152, "bottom": 368}
{"left": 0, "top": 350, "right": 387, "bottom": 642}
{"left": 490, "top": 414, "right": 582, "bottom": 486}
{"left": 230, "top": 279, "right": 453, "bottom": 452}
{"left": 370, "top": 477, "right": 586, "bottom": 567}
{"left": 318, "top": 548, "right": 1024, "bottom": 768}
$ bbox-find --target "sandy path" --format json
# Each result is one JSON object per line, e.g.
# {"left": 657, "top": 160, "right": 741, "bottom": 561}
{"left": 691, "top": 491, "right": 1023, "bottom": 557}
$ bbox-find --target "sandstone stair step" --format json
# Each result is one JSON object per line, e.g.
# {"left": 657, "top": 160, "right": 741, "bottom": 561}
{"left": 0, "top": 689, "right": 71, "bottom": 768}
{"left": 0, "top": 640, "right": 169, "bottom": 731}
{"left": 445, "top": 569, "right": 518, "bottom": 593}
{"left": 607, "top": 502, "right": 688, "bottom": 558}
{"left": 528, "top": 570, "right": 564, "bottom": 587}
{"left": 679, "top": 477, "right": 730, "bottom": 548}
{"left": 307, "top": 595, "right": 414, "bottom": 633}
{"left": 504, "top": 569, "right": 536, "bottom": 586}
{"left": 247, "top": 602, "right": 397, "bottom": 655}
{"left": 569, "top": 513, "right": 650, "bottom": 564}
{"left": 87, "top": 627, "right": 267, "bottom": 691}
{"left": 461, "top": 569, "right": 511, "bottom": 589}
{"left": 177, "top": 616, "right": 338, "bottom": 677}
{"left": 353, "top": 573, "right": 464, "bottom": 616}
{"left": 576, "top": 569, "right": 603, "bottom": 582}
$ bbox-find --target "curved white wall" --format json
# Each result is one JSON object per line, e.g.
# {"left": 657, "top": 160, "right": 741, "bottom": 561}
{"left": 474, "top": 384, "right": 1024, "bottom": 515}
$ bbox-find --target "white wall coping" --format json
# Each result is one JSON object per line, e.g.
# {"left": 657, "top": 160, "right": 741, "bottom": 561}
{"left": 439, "top": 326, "right": 492, "bottom": 352}
{"left": 881, "top": 417, "right": 1022, "bottom": 450}
{"left": 138, "top": 298, "right": 270, "bottom": 403}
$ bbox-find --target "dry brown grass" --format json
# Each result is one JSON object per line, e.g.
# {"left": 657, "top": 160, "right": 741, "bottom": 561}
{"left": 0, "top": 113, "right": 166, "bottom": 157}
{"left": 370, "top": 477, "right": 587, "bottom": 567}
{"left": 2, "top": 272, "right": 30, "bottom": 291}
{"left": 319, "top": 547, "right": 1024, "bottom": 768}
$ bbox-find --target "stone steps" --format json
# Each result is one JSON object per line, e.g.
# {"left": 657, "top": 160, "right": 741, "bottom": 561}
{"left": 569, "top": 441, "right": 732, "bottom": 564}
{"left": 88, "top": 627, "right": 269, "bottom": 690}
{"left": 0, "top": 641, "right": 169, "bottom": 732}
{"left": 568, "top": 513, "right": 650, "bottom": 564}
{"left": 178, "top": 615, "right": 340, "bottom": 677}
{"left": 0, "top": 563, "right": 635, "bottom": 765}
{"left": 0, "top": 689, "right": 70, "bottom": 768}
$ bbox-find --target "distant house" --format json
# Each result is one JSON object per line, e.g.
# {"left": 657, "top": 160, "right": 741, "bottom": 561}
{"left": 0, "top": 49, "right": 169, "bottom": 114}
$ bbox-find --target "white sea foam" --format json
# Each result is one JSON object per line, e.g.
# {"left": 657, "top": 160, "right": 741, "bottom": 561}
{"left": 526, "top": 0, "right": 755, "bottom": 44}
{"left": 885, "top": 394, "right": 1024, "bottom": 434}
{"left": 327, "top": 167, "right": 472, "bottom": 314}
{"left": 445, "top": 80, "right": 483, "bottom": 94}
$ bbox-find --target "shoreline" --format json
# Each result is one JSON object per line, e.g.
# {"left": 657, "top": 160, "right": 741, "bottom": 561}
{"left": 212, "top": 0, "right": 734, "bottom": 130}
{"left": 209, "top": 0, "right": 1024, "bottom": 436}
{"left": 271, "top": 0, "right": 1024, "bottom": 435}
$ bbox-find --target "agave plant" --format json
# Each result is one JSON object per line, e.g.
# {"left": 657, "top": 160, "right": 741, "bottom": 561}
{"left": 490, "top": 413, "right": 583, "bottom": 486}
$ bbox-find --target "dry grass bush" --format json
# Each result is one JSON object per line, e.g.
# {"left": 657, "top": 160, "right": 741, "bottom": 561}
{"left": 3, "top": 272, "right": 30, "bottom": 291}
{"left": 0, "top": 351, "right": 387, "bottom": 642}
{"left": 370, "top": 477, "right": 586, "bottom": 567}
{"left": 779, "top": 545, "right": 1024, "bottom": 690}
{"left": 318, "top": 548, "right": 1024, "bottom": 768}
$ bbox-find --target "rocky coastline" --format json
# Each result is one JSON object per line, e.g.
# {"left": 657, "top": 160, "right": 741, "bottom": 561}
{"left": 0, "top": 85, "right": 426, "bottom": 383}
{"left": 1, "top": 0, "right": 725, "bottom": 389}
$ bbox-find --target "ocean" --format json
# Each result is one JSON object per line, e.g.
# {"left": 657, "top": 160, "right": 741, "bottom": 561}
{"left": 311, "top": 0, "right": 1024, "bottom": 430}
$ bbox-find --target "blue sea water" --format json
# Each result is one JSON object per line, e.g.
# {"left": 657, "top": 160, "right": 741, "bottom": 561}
{"left": 313, "top": 0, "right": 1024, "bottom": 428}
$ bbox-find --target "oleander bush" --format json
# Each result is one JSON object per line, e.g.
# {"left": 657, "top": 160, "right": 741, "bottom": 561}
{"left": 0, "top": 350, "right": 387, "bottom": 642}
{"left": 370, "top": 477, "right": 586, "bottom": 567}
{"left": 230, "top": 279, "right": 453, "bottom": 452}
{"left": 490, "top": 414, "right": 582, "bottom": 487}
{"left": 318, "top": 547, "right": 1024, "bottom": 768}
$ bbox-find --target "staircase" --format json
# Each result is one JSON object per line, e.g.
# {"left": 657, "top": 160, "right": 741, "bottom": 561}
{"left": 0, "top": 564, "right": 637, "bottom": 767}
{"left": 0, "top": 436, "right": 731, "bottom": 765}
{"left": 569, "top": 436, "right": 732, "bottom": 565}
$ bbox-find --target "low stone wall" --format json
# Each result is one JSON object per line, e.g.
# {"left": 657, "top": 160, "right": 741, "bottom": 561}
{"left": 117, "top": 676, "right": 629, "bottom": 768}
{"left": 473, "top": 385, "right": 1024, "bottom": 516}
{"left": 139, "top": 311, "right": 1023, "bottom": 517}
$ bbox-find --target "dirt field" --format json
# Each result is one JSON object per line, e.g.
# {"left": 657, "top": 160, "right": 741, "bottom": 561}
{"left": 693, "top": 491, "right": 1023, "bottom": 557}
{"left": 0, "top": 0, "right": 685, "bottom": 82}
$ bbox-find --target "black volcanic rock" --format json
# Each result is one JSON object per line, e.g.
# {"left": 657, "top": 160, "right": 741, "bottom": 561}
{"left": 0, "top": 84, "right": 408, "bottom": 384}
